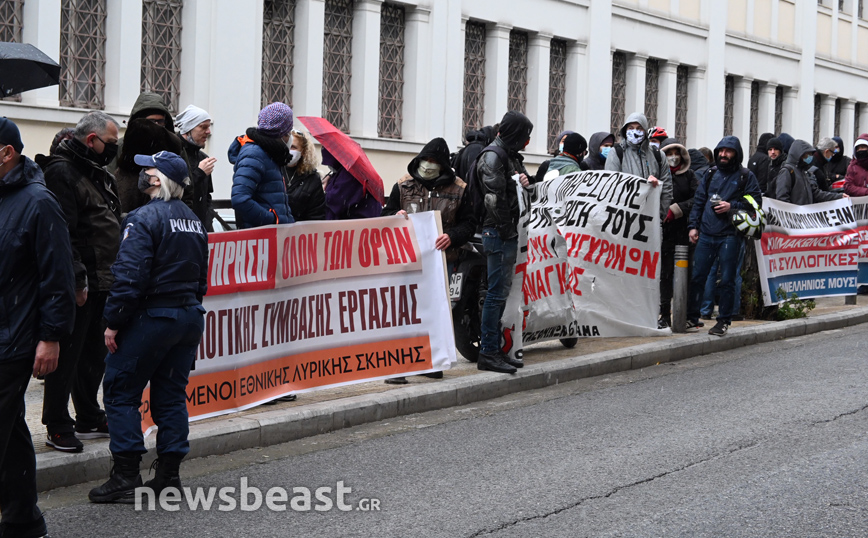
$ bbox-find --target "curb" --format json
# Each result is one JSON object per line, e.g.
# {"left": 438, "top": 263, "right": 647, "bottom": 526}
{"left": 36, "top": 306, "right": 868, "bottom": 492}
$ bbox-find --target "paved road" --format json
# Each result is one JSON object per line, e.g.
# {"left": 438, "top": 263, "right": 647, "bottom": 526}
{"left": 41, "top": 326, "right": 868, "bottom": 537}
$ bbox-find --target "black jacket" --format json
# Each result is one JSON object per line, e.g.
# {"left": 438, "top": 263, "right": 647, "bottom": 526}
{"left": 454, "top": 126, "right": 496, "bottom": 181}
{"left": 37, "top": 138, "right": 122, "bottom": 292}
{"left": 767, "top": 153, "right": 787, "bottom": 198}
{"left": 583, "top": 131, "right": 613, "bottom": 171}
{"left": 688, "top": 148, "right": 710, "bottom": 184}
{"left": 823, "top": 152, "right": 851, "bottom": 185}
{"left": 179, "top": 136, "right": 215, "bottom": 230}
{"left": 747, "top": 136, "right": 773, "bottom": 196}
{"left": 285, "top": 167, "right": 326, "bottom": 221}
{"left": 0, "top": 157, "right": 76, "bottom": 361}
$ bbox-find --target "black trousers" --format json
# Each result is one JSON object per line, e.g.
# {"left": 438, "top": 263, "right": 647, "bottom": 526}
{"left": 42, "top": 291, "right": 108, "bottom": 434}
{"left": 0, "top": 356, "right": 46, "bottom": 533}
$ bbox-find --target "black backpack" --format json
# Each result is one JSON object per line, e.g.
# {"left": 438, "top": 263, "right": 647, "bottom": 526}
{"left": 463, "top": 144, "right": 510, "bottom": 225}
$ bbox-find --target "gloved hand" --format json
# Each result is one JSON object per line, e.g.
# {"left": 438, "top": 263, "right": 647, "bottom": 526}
{"left": 663, "top": 209, "right": 675, "bottom": 223}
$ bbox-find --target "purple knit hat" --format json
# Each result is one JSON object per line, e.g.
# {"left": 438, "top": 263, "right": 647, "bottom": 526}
{"left": 257, "top": 102, "right": 294, "bottom": 138}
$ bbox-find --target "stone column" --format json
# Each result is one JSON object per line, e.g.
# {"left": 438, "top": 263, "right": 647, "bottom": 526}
{"left": 819, "top": 95, "right": 837, "bottom": 141}
{"left": 657, "top": 61, "right": 679, "bottom": 137}
{"left": 732, "top": 77, "right": 753, "bottom": 151}
{"left": 402, "top": 6, "right": 431, "bottom": 143}
{"left": 525, "top": 33, "right": 551, "bottom": 155}
{"left": 179, "top": 0, "right": 213, "bottom": 112}
{"left": 584, "top": 0, "right": 612, "bottom": 132}
{"left": 349, "top": 0, "right": 383, "bottom": 137}
{"left": 758, "top": 83, "right": 777, "bottom": 137}
{"left": 781, "top": 87, "right": 799, "bottom": 135}
{"left": 293, "top": 0, "right": 326, "bottom": 118}
{"left": 563, "top": 41, "right": 587, "bottom": 136}
{"left": 484, "top": 23, "right": 511, "bottom": 125}
{"left": 839, "top": 99, "right": 856, "bottom": 160}
{"left": 625, "top": 53, "right": 648, "bottom": 119}
{"left": 795, "top": 0, "right": 817, "bottom": 137}
{"left": 686, "top": 67, "right": 706, "bottom": 148}
{"left": 20, "top": 0, "right": 62, "bottom": 107}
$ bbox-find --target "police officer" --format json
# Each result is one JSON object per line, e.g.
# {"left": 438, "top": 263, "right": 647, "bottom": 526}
{"left": 89, "top": 151, "right": 208, "bottom": 503}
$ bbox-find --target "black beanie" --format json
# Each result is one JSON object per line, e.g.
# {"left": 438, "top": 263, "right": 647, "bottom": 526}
{"left": 767, "top": 137, "right": 783, "bottom": 152}
{"left": 562, "top": 133, "right": 587, "bottom": 157}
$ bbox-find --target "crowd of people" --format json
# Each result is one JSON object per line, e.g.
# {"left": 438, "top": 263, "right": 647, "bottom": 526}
{"left": 3, "top": 87, "right": 868, "bottom": 535}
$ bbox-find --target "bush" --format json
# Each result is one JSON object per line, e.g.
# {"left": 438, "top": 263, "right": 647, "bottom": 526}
{"left": 774, "top": 287, "right": 816, "bottom": 321}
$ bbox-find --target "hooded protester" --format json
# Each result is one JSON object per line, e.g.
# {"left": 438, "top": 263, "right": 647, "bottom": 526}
{"left": 174, "top": 104, "right": 216, "bottom": 229}
{"left": 476, "top": 110, "right": 533, "bottom": 375}
{"left": 748, "top": 132, "right": 774, "bottom": 194}
{"left": 453, "top": 125, "right": 498, "bottom": 181}
{"left": 843, "top": 135, "right": 868, "bottom": 197}
{"left": 534, "top": 129, "right": 577, "bottom": 182}
{"left": 322, "top": 148, "right": 383, "bottom": 220}
{"left": 658, "top": 138, "right": 697, "bottom": 328}
{"left": 765, "top": 137, "right": 786, "bottom": 199}
{"left": 819, "top": 136, "right": 851, "bottom": 187}
{"left": 776, "top": 139, "right": 845, "bottom": 205}
{"left": 284, "top": 129, "right": 326, "bottom": 221}
{"left": 583, "top": 131, "right": 615, "bottom": 171}
{"left": 688, "top": 147, "right": 711, "bottom": 183}
{"left": 687, "top": 136, "right": 761, "bottom": 336}
{"left": 777, "top": 133, "right": 795, "bottom": 156}
{"left": 605, "top": 112, "right": 673, "bottom": 220}
{"left": 543, "top": 133, "right": 588, "bottom": 179}
{"left": 229, "top": 102, "right": 295, "bottom": 228}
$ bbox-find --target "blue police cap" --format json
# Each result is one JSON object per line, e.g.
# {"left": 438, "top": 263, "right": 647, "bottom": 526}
{"left": 134, "top": 151, "right": 189, "bottom": 185}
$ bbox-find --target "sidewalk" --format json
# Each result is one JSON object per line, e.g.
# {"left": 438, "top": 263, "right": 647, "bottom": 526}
{"left": 30, "top": 297, "right": 868, "bottom": 491}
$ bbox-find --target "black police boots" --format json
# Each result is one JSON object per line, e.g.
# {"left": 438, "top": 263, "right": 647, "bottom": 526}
{"left": 144, "top": 453, "right": 184, "bottom": 495}
{"left": 477, "top": 352, "right": 517, "bottom": 374}
{"left": 88, "top": 452, "right": 142, "bottom": 503}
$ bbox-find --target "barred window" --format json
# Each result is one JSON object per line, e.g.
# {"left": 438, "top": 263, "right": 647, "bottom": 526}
{"left": 644, "top": 58, "right": 659, "bottom": 128}
{"left": 0, "top": 0, "right": 25, "bottom": 101}
{"left": 547, "top": 39, "right": 567, "bottom": 153}
{"left": 839, "top": 0, "right": 845, "bottom": 10}
{"left": 675, "top": 65, "right": 689, "bottom": 143}
{"left": 378, "top": 3, "right": 404, "bottom": 139}
{"left": 610, "top": 52, "right": 626, "bottom": 138}
{"left": 856, "top": 103, "right": 862, "bottom": 141}
{"left": 749, "top": 81, "right": 759, "bottom": 154}
{"left": 323, "top": 0, "right": 353, "bottom": 132}
{"left": 775, "top": 86, "right": 784, "bottom": 134}
{"left": 813, "top": 94, "right": 821, "bottom": 146}
{"left": 860, "top": 0, "right": 865, "bottom": 18}
{"left": 463, "top": 21, "right": 486, "bottom": 134}
{"left": 59, "top": 0, "right": 107, "bottom": 109}
{"left": 262, "top": 0, "right": 296, "bottom": 107}
{"left": 141, "top": 0, "right": 183, "bottom": 114}
{"left": 507, "top": 30, "right": 528, "bottom": 114}
{"left": 723, "top": 76, "right": 734, "bottom": 135}
{"left": 834, "top": 98, "right": 841, "bottom": 137}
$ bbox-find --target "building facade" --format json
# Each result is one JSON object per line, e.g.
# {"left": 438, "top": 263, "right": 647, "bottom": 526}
{"left": 2, "top": 0, "right": 868, "bottom": 199}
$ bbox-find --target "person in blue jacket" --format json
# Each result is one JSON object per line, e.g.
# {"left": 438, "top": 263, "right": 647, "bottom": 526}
{"left": 687, "top": 136, "right": 762, "bottom": 337}
{"left": 229, "top": 102, "right": 295, "bottom": 228}
{"left": 89, "top": 151, "right": 208, "bottom": 504}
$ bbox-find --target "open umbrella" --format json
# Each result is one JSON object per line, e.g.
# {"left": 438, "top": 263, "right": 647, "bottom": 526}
{"left": 0, "top": 42, "right": 61, "bottom": 98}
{"left": 297, "top": 116, "right": 385, "bottom": 204}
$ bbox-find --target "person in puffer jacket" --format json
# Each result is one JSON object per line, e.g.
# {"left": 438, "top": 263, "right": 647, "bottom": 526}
{"left": 843, "top": 135, "right": 868, "bottom": 197}
{"left": 229, "top": 102, "right": 295, "bottom": 228}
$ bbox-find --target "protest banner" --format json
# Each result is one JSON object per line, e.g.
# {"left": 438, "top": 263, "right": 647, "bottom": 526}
{"left": 139, "top": 213, "right": 456, "bottom": 434}
{"left": 851, "top": 196, "right": 868, "bottom": 285}
{"left": 756, "top": 198, "right": 859, "bottom": 305}
{"left": 501, "top": 170, "right": 666, "bottom": 359}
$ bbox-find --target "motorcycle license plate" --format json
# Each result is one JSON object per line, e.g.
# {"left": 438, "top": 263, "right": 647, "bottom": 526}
{"left": 449, "top": 273, "right": 463, "bottom": 300}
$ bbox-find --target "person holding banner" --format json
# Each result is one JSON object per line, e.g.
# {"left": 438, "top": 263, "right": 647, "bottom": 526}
{"left": 89, "top": 151, "right": 208, "bottom": 504}
{"left": 687, "top": 136, "right": 761, "bottom": 336}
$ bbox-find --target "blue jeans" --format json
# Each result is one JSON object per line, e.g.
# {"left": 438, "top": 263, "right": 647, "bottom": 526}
{"left": 480, "top": 228, "right": 517, "bottom": 355}
{"left": 688, "top": 235, "right": 742, "bottom": 324}
{"left": 103, "top": 305, "right": 205, "bottom": 456}
{"left": 700, "top": 238, "right": 746, "bottom": 317}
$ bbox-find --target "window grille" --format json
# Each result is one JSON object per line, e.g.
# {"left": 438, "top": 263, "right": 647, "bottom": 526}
{"left": 463, "top": 21, "right": 486, "bottom": 134}
{"left": 834, "top": 98, "right": 841, "bottom": 136}
{"left": 610, "top": 52, "right": 626, "bottom": 138}
{"left": 723, "top": 76, "right": 734, "bottom": 136}
{"left": 507, "top": 30, "right": 528, "bottom": 114}
{"left": 547, "top": 39, "right": 567, "bottom": 153}
{"left": 813, "top": 94, "right": 822, "bottom": 146}
{"left": 378, "top": 3, "right": 404, "bottom": 139}
{"left": 675, "top": 65, "right": 689, "bottom": 143}
{"left": 860, "top": 0, "right": 865, "bottom": 18}
{"left": 856, "top": 103, "right": 862, "bottom": 141}
{"left": 839, "top": 0, "right": 845, "bottom": 11}
{"left": 262, "top": 0, "right": 296, "bottom": 107}
{"left": 0, "top": 0, "right": 24, "bottom": 101}
{"left": 775, "top": 86, "right": 784, "bottom": 134}
{"left": 644, "top": 58, "right": 659, "bottom": 128}
{"left": 749, "top": 81, "right": 759, "bottom": 154}
{"left": 141, "top": 0, "right": 183, "bottom": 114}
{"left": 59, "top": 0, "right": 107, "bottom": 109}
{"left": 323, "top": 0, "right": 353, "bottom": 132}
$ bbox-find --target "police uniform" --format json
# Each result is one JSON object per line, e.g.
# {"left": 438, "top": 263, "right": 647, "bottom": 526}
{"left": 102, "top": 196, "right": 208, "bottom": 458}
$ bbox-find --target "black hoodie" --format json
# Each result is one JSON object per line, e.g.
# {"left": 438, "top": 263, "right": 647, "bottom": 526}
{"left": 748, "top": 133, "right": 773, "bottom": 194}
{"left": 454, "top": 126, "right": 496, "bottom": 181}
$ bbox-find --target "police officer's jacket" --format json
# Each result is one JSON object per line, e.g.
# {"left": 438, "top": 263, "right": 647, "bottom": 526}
{"left": 104, "top": 198, "right": 208, "bottom": 330}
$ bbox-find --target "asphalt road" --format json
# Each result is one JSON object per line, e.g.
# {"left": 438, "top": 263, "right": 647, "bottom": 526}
{"left": 40, "top": 326, "right": 868, "bottom": 537}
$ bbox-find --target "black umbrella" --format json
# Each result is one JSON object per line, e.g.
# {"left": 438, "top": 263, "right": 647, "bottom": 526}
{"left": 0, "top": 42, "right": 60, "bottom": 97}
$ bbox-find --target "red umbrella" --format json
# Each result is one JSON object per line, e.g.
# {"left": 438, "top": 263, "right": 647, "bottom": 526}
{"left": 297, "top": 116, "right": 385, "bottom": 204}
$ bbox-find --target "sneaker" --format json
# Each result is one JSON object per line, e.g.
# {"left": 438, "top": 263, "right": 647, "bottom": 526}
{"left": 685, "top": 319, "right": 705, "bottom": 332}
{"left": 384, "top": 376, "right": 408, "bottom": 385}
{"left": 46, "top": 432, "right": 83, "bottom": 453}
{"left": 657, "top": 316, "right": 671, "bottom": 329}
{"left": 75, "top": 419, "right": 110, "bottom": 440}
{"left": 708, "top": 320, "right": 729, "bottom": 337}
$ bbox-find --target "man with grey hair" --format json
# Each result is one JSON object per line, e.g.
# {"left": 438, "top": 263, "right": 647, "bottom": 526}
{"left": 37, "top": 110, "right": 123, "bottom": 452}
{"left": 175, "top": 104, "right": 216, "bottom": 229}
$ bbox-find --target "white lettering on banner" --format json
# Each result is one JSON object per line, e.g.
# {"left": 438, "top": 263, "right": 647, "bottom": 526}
{"left": 209, "top": 239, "right": 269, "bottom": 287}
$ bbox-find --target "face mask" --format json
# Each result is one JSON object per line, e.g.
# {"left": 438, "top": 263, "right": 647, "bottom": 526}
{"left": 855, "top": 150, "right": 868, "bottom": 161}
{"left": 600, "top": 147, "right": 611, "bottom": 159}
{"left": 137, "top": 169, "right": 158, "bottom": 193}
{"left": 803, "top": 156, "right": 813, "bottom": 166}
{"left": 824, "top": 153, "right": 834, "bottom": 162}
{"left": 418, "top": 161, "right": 441, "bottom": 180}
{"left": 626, "top": 129, "right": 645, "bottom": 145}
{"left": 834, "top": 148, "right": 840, "bottom": 154}
{"left": 558, "top": 143, "right": 565, "bottom": 154}
{"left": 288, "top": 149, "right": 302, "bottom": 168}
{"left": 650, "top": 141, "right": 660, "bottom": 150}
{"left": 667, "top": 156, "right": 680, "bottom": 168}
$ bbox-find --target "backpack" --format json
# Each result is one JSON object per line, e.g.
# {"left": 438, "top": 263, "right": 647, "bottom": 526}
{"left": 703, "top": 166, "right": 764, "bottom": 237}
{"left": 614, "top": 144, "right": 665, "bottom": 173}
{"left": 463, "top": 144, "right": 510, "bottom": 225}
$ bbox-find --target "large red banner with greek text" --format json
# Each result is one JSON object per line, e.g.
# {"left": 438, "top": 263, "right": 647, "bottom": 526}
{"left": 501, "top": 171, "right": 667, "bottom": 359}
{"left": 139, "top": 213, "right": 456, "bottom": 434}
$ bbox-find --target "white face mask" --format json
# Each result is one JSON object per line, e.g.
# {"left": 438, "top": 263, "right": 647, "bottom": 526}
{"left": 288, "top": 149, "right": 302, "bottom": 167}
{"left": 667, "top": 155, "right": 680, "bottom": 168}
{"left": 650, "top": 141, "right": 660, "bottom": 150}
{"left": 418, "top": 161, "right": 441, "bottom": 180}
{"left": 626, "top": 129, "right": 645, "bottom": 145}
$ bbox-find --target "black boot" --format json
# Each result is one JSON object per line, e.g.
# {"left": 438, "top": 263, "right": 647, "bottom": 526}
{"left": 477, "top": 352, "right": 517, "bottom": 374}
{"left": 88, "top": 453, "right": 142, "bottom": 504}
{"left": 499, "top": 352, "right": 524, "bottom": 369}
{"left": 143, "top": 453, "right": 184, "bottom": 495}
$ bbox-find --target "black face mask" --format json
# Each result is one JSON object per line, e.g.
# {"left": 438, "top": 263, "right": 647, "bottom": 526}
{"left": 90, "top": 135, "right": 118, "bottom": 166}
{"left": 855, "top": 150, "right": 868, "bottom": 161}
{"left": 138, "top": 169, "right": 158, "bottom": 193}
